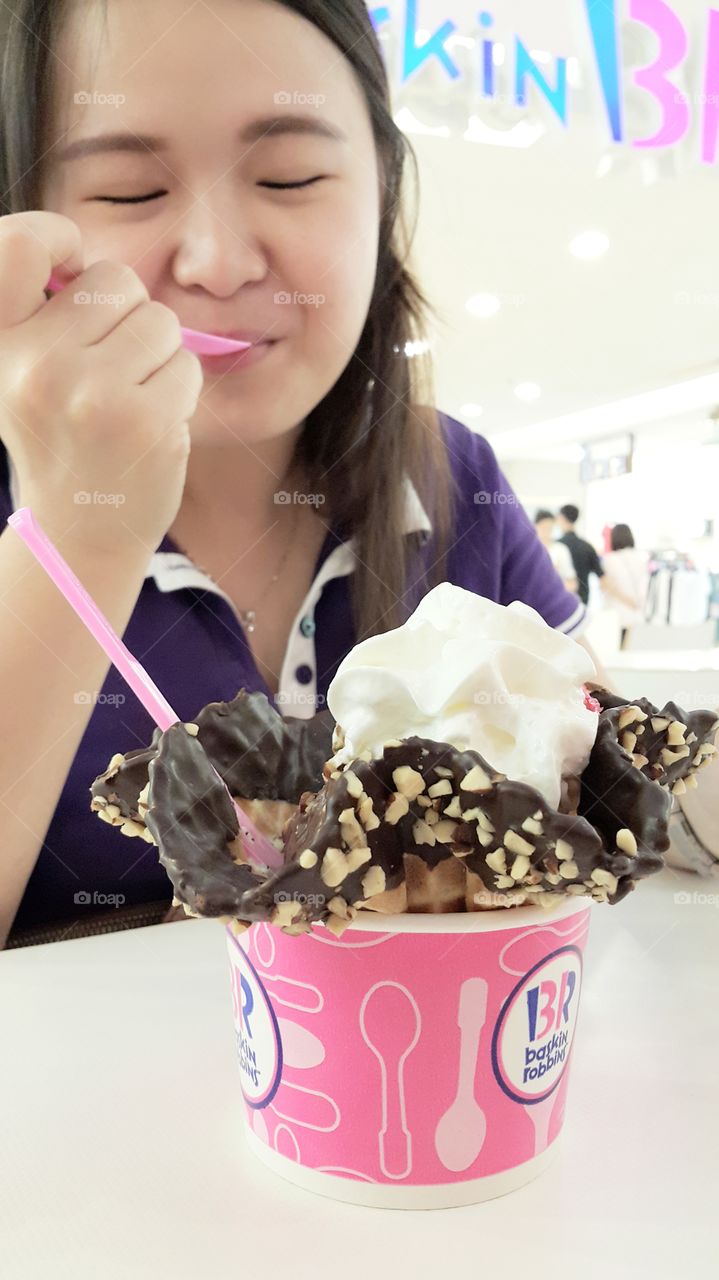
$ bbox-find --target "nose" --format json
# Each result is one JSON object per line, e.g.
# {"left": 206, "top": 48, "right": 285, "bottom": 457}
{"left": 170, "top": 189, "right": 269, "bottom": 297}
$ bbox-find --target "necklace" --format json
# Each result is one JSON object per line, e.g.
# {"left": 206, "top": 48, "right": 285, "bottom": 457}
{"left": 238, "top": 501, "right": 300, "bottom": 635}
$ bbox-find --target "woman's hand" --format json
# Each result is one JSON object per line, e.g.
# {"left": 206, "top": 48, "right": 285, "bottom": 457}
{"left": 0, "top": 211, "right": 203, "bottom": 559}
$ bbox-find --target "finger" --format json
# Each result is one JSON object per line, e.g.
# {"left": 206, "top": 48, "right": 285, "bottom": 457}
{"left": 32, "top": 260, "right": 150, "bottom": 348}
{"left": 0, "top": 211, "right": 84, "bottom": 331}
{"left": 89, "top": 300, "right": 183, "bottom": 385}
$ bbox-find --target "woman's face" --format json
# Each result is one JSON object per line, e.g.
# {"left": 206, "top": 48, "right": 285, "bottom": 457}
{"left": 40, "top": 0, "right": 382, "bottom": 447}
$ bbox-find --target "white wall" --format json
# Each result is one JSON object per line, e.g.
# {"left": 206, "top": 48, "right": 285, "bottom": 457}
{"left": 501, "top": 459, "right": 583, "bottom": 520}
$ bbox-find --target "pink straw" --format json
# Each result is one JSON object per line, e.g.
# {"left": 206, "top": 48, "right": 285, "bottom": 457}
{"left": 45, "top": 272, "right": 252, "bottom": 356}
{"left": 7, "top": 508, "right": 283, "bottom": 870}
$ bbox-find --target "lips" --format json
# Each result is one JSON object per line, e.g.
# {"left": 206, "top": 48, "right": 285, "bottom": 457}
{"left": 195, "top": 329, "right": 278, "bottom": 346}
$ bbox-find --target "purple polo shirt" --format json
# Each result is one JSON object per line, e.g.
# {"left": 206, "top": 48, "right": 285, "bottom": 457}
{"left": 1, "top": 412, "right": 585, "bottom": 935}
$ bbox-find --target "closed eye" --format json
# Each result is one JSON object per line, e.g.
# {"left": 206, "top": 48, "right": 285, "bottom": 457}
{"left": 94, "top": 177, "right": 326, "bottom": 204}
{"left": 259, "top": 177, "right": 326, "bottom": 190}
{"left": 93, "top": 191, "right": 166, "bottom": 204}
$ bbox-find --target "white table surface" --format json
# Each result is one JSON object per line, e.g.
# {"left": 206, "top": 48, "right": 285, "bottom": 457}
{"left": 1, "top": 867, "right": 717, "bottom": 1280}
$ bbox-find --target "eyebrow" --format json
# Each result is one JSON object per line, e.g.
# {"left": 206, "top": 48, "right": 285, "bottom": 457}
{"left": 52, "top": 114, "right": 347, "bottom": 163}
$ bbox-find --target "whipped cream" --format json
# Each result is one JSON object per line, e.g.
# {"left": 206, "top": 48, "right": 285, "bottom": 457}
{"left": 327, "top": 584, "right": 598, "bottom": 810}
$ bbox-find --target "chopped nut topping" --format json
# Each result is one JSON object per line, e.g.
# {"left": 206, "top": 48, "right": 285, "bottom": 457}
{"left": 433, "top": 820, "right": 459, "bottom": 844}
{"left": 559, "top": 861, "right": 579, "bottom": 879}
{"left": 385, "top": 793, "right": 410, "bottom": 825}
{"left": 321, "top": 847, "right": 351, "bottom": 887}
{"left": 618, "top": 706, "right": 646, "bottom": 730}
{"left": 461, "top": 764, "right": 493, "bottom": 792}
{"left": 393, "top": 766, "right": 426, "bottom": 800}
{"left": 413, "top": 818, "right": 436, "bottom": 846}
{"left": 510, "top": 853, "right": 531, "bottom": 881}
{"left": 345, "top": 846, "right": 372, "bottom": 874}
{"left": 344, "top": 770, "right": 363, "bottom": 799}
{"left": 555, "top": 839, "right": 574, "bottom": 862}
{"left": 120, "top": 819, "right": 145, "bottom": 839}
{"left": 666, "top": 721, "right": 688, "bottom": 746}
{"left": 616, "top": 828, "right": 638, "bottom": 856}
{"left": 299, "top": 849, "right": 318, "bottom": 869}
{"left": 358, "top": 795, "right": 380, "bottom": 830}
{"left": 362, "top": 866, "right": 386, "bottom": 898}
{"left": 591, "top": 868, "right": 619, "bottom": 894}
{"left": 521, "top": 817, "right": 544, "bottom": 836}
{"left": 504, "top": 830, "right": 534, "bottom": 858}
{"left": 428, "top": 779, "right": 453, "bottom": 798}
{"left": 486, "top": 849, "right": 507, "bottom": 875}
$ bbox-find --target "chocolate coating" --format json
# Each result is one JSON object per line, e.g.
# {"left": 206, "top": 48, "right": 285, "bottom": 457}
{"left": 90, "top": 689, "right": 334, "bottom": 821}
{"left": 144, "top": 730, "right": 663, "bottom": 934}
{"left": 588, "top": 687, "right": 718, "bottom": 791}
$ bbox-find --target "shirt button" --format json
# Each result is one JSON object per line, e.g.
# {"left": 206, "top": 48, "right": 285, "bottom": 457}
{"left": 300, "top": 615, "right": 316, "bottom": 638}
{"left": 295, "top": 664, "right": 314, "bottom": 685}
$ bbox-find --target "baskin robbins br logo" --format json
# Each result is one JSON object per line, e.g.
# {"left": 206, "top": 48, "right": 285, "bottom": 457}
{"left": 491, "top": 946, "right": 583, "bottom": 1105}
{"left": 369, "top": 1, "right": 719, "bottom": 166}
{"left": 227, "top": 937, "right": 283, "bottom": 1109}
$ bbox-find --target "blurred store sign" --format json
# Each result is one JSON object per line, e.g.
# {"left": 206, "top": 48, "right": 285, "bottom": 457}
{"left": 580, "top": 432, "right": 635, "bottom": 481}
{"left": 370, "top": 1, "right": 718, "bottom": 166}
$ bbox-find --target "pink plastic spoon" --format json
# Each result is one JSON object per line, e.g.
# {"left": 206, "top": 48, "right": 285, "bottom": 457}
{"left": 7, "top": 507, "right": 283, "bottom": 870}
{"left": 45, "top": 271, "right": 252, "bottom": 356}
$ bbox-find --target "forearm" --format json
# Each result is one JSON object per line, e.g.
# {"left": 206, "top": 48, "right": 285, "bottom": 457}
{"left": 0, "top": 525, "right": 149, "bottom": 946}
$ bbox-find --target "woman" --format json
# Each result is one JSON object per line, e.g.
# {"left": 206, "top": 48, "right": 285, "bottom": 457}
{"left": 602, "top": 524, "right": 649, "bottom": 650}
{"left": 0, "top": 0, "right": 596, "bottom": 947}
{"left": 533, "top": 509, "right": 579, "bottom": 593}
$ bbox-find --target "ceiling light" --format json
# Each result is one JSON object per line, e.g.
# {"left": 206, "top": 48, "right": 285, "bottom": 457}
{"left": 466, "top": 293, "right": 501, "bottom": 319}
{"left": 514, "top": 382, "right": 542, "bottom": 402}
{"left": 569, "top": 230, "right": 610, "bottom": 261}
{"left": 491, "top": 372, "right": 719, "bottom": 458}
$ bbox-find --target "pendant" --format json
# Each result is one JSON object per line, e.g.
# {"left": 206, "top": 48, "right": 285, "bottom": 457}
{"left": 239, "top": 609, "right": 256, "bottom": 634}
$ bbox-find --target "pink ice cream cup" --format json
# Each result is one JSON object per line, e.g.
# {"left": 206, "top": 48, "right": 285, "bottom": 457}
{"left": 224, "top": 896, "right": 592, "bottom": 1209}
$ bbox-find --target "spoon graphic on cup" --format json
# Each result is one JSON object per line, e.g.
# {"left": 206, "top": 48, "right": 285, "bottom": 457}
{"left": 45, "top": 271, "right": 252, "bottom": 356}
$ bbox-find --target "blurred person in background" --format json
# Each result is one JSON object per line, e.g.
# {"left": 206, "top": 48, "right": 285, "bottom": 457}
{"left": 557, "top": 504, "right": 634, "bottom": 616}
{"left": 534, "top": 509, "right": 578, "bottom": 592}
{"left": 602, "top": 523, "right": 649, "bottom": 650}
